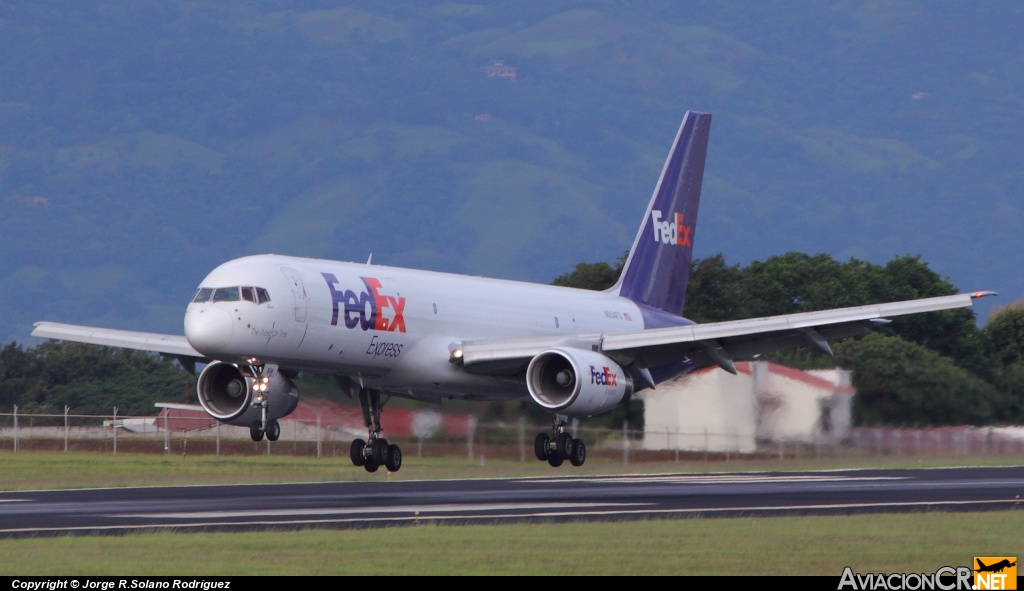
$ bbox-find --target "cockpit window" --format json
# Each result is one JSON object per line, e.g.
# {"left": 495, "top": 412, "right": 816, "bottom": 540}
{"left": 194, "top": 286, "right": 269, "bottom": 304}
{"left": 213, "top": 287, "right": 240, "bottom": 302}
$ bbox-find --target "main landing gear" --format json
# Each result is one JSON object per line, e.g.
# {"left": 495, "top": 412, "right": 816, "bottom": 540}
{"left": 246, "top": 362, "right": 280, "bottom": 442}
{"left": 348, "top": 388, "right": 403, "bottom": 473}
{"left": 534, "top": 415, "right": 586, "bottom": 468}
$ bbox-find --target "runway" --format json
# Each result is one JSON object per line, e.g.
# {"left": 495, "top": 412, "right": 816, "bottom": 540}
{"left": 0, "top": 466, "right": 1020, "bottom": 536}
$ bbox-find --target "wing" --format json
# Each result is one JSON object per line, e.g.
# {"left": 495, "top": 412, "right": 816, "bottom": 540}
{"left": 459, "top": 292, "right": 996, "bottom": 377}
{"left": 32, "top": 321, "right": 207, "bottom": 373}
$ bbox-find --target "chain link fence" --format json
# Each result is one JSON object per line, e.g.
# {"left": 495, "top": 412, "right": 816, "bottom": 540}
{"left": 1, "top": 408, "right": 1022, "bottom": 463}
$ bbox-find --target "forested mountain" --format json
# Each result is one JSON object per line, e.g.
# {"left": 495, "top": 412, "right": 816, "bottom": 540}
{"left": 1, "top": 1, "right": 1023, "bottom": 344}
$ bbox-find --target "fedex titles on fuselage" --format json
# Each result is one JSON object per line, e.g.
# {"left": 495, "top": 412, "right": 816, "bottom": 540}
{"left": 650, "top": 209, "right": 692, "bottom": 247}
{"left": 322, "top": 273, "right": 406, "bottom": 333}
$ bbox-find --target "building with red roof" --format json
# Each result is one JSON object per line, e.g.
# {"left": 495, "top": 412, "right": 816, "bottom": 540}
{"left": 640, "top": 361, "right": 854, "bottom": 452}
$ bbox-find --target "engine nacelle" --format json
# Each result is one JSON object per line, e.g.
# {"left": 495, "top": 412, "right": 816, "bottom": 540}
{"left": 526, "top": 347, "right": 634, "bottom": 417}
{"left": 196, "top": 362, "right": 299, "bottom": 426}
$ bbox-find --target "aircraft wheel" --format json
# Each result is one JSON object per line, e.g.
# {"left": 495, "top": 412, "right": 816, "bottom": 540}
{"left": 385, "top": 444, "right": 403, "bottom": 473}
{"left": 350, "top": 439, "right": 366, "bottom": 467}
{"left": 555, "top": 432, "right": 574, "bottom": 460}
{"left": 547, "top": 454, "right": 564, "bottom": 468}
{"left": 371, "top": 438, "right": 390, "bottom": 465}
{"left": 534, "top": 433, "right": 550, "bottom": 461}
{"left": 266, "top": 420, "right": 281, "bottom": 442}
{"left": 249, "top": 423, "right": 264, "bottom": 442}
{"left": 570, "top": 438, "right": 586, "bottom": 467}
{"left": 364, "top": 458, "right": 379, "bottom": 473}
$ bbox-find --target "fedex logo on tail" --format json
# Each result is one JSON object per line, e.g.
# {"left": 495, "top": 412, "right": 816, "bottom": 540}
{"left": 590, "top": 366, "right": 618, "bottom": 386}
{"left": 650, "top": 210, "right": 692, "bottom": 247}
{"left": 322, "top": 273, "right": 407, "bottom": 333}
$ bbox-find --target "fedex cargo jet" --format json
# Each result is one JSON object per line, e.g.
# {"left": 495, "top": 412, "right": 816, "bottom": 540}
{"left": 32, "top": 112, "right": 994, "bottom": 472}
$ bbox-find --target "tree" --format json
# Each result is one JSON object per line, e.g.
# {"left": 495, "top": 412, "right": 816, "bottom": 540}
{"left": 0, "top": 341, "right": 196, "bottom": 415}
{"left": 551, "top": 252, "right": 626, "bottom": 291}
{"left": 835, "top": 333, "right": 1008, "bottom": 426}
{"left": 874, "top": 256, "right": 992, "bottom": 379}
{"left": 0, "top": 342, "right": 45, "bottom": 408}
{"left": 979, "top": 299, "right": 1024, "bottom": 419}
{"left": 681, "top": 254, "right": 744, "bottom": 323}
{"left": 983, "top": 299, "right": 1024, "bottom": 367}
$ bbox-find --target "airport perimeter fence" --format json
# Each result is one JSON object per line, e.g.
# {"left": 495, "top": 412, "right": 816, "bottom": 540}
{"left": 0, "top": 407, "right": 1022, "bottom": 464}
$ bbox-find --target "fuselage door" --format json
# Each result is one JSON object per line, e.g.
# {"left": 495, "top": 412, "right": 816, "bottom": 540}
{"left": 280, "top": 267, "right": 308, "bottom": 323}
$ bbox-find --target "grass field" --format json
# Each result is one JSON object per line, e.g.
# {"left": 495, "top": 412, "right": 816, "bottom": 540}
{"left": 0, "top": 512, "right": 1019, "bottom": 575}
{"left": 3, "top": 449, "right": 1024, "bottom": 490}
{"left": 0, "top": 451, "right": 1020, "bottom": 575}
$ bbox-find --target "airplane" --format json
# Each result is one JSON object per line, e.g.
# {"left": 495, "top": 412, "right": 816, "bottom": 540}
{"left": 32, "top": 111, "right": 995, "bottom": 473}
{"left": 976, "top": 558, "right": 1016, "bottom": 573}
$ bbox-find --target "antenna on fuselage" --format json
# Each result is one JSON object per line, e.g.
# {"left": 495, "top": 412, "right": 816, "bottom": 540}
{"left": 366, "top": 253, "right": 373, "bottom": 265}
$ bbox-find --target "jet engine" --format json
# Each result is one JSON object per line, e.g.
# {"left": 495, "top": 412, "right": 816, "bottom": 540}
{"left": 526, "top": 347, "right": 634, "bottom": 417}
{"left": 196, "top": 362, "right": 299, "bottom": 426}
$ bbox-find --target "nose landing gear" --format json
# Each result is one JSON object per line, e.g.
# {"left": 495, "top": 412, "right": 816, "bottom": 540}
{"left": 242, "top": 361, "right": 280, "bottom": 443}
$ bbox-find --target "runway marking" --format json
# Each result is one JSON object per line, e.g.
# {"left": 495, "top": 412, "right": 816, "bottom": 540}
{"left": 524, "top": 474, "right": 907, "bottom": 485}
{"left": 116, "top": 502, "right": 648, "bottom": 520}
{"left": 0, "top": 498, "right": 1016, "bottom": 536}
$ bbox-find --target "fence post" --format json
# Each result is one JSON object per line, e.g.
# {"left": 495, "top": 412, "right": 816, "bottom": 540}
{"left": 64, "top": 406, "right": 69, "bottom": 452}
{"left": 518, "top": 416, "right": 526, "bottom": 462}
{"left": 674, "top": 426, "right": 679, "bottom": 463}
{"left": 467, "top": 416, "right": 476, "bottom": 461}
{"left": 622, "top": 421, "right": 629, "bottom": 465}
{"left": 112, "top": 407, "right": 118, "bottom": 455}
{"left": 163, "top": 409, "right": 170, "bottom": 454}
{"left": 316, "top": 414, "right": 322, "bottom": 459}
{"left": 13, "top": 405, "right": 18, "bottom": 453}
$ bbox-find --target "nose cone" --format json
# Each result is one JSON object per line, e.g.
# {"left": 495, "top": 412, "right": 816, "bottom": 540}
{"left": 184, "top": 306, "right": 234, "bottom": 356}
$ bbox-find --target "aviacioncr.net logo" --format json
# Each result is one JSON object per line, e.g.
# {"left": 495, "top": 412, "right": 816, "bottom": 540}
{"left": 322, "top": 273, "right": 406, "bottom": 333}
{"left": 838, "top": 567, "right": 973, "bottom": 590}
{"left": 974, "top": 557, "right": 1017, "bottom": 590}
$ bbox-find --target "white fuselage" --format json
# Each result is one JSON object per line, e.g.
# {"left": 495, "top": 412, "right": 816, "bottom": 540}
{"left": 183, "top": 255, "right": 648, "bottom": 401}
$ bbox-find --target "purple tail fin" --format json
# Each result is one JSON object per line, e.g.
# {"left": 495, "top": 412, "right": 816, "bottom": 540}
{"left": 610, "top": 111, "right": 711, "bottom": 318}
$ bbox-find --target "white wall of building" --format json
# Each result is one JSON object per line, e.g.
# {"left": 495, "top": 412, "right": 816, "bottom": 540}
{"left": 641, "top": 362, "right": 853, "bottom": 452}
{"left": 640, "top": 367, "right": 758, "bottom": 453}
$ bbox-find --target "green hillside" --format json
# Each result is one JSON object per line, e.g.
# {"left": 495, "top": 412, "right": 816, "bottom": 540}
{"left": 1, "top": 1, "right": 1022, "bottom": 342}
